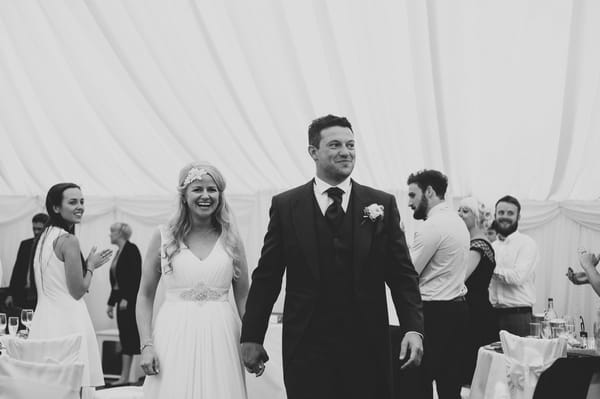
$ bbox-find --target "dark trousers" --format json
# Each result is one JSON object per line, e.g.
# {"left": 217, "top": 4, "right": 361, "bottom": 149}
{"left": 284, "top": 339, "right": 381, "bottom": 399}
{"left": 116, "top": 302, "right": 140, "bottom": 355}
{"left": 415, "top": 300, "right": 469, "bottom": 399}
{"left": 495, "top": 307, "right": 532, "bottom": 337}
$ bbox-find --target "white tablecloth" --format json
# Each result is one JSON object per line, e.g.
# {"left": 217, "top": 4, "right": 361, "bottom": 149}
{"left": 469, "top": 347, "right": 600, "bottom": 399}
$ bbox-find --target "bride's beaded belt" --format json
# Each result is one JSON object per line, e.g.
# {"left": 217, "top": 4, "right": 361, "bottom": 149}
{"left": 166, "top": 282, "right": 229, "bottom": 303}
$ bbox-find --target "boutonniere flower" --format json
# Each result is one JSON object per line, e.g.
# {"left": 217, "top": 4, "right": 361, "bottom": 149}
{"left": 363, "top": 203, "right": 384, "bottom": 223}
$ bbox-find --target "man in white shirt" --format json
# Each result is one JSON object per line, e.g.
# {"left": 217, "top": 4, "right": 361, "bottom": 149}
{"left": 406, "top": 169, "right": 470, "bottom": 399}
{"left": 490, "top": 195, "right": 539, "bottom": 337}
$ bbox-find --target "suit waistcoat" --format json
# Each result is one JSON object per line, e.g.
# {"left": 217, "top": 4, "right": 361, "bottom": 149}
{"left": 306, "top": 193, "right": 358, "bottom": 346}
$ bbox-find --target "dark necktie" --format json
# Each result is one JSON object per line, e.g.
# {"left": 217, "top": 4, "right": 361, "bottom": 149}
{"left": 325, "top": 187, "right": 344, "bottom": 230}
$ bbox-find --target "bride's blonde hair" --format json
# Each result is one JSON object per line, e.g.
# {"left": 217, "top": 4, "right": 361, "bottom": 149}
{"left": 163, "top": 162, "right": 242, "bottom": 278}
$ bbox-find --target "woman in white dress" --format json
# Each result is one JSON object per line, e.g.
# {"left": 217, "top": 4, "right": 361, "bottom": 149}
{"left": 137, "top": 162, "right": 250, "bottom": 399}
{"left": 29, "top": 183, "right": 113, "bottom": 396}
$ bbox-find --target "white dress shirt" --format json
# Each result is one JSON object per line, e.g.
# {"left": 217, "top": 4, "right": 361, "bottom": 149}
{"left": 313, "top": 176, "right": 352, "bottom": 215}
{"left": 490, "top": 231, "right": 538, "bottom": 308}
{"left": 409, "top": 202, "right": 469, "bottom": 301}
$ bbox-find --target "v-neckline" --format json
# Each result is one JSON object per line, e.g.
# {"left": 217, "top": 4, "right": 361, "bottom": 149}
{"left": 183, "top": 234, "right": 221, "bottom": 263}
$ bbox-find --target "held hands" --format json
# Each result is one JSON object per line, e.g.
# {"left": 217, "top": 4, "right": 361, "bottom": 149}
{"left": 140, "top": 345, "right": 160, "bottom": 376}
{"left": 86, "top": 246, "right": 113, "bottom": 270}
{"left": 106, "top": 305, "right": 114, "bottom": 319}
{"left": 119, "top": 299, "right": 128, "bottom": 311}
{"left": 241, "top": 342, "right": 269, "bottom": 377}
{"left": 399, "top": 332, "right": 423, "bottom": 369}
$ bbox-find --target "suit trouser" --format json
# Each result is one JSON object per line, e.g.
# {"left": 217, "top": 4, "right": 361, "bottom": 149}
{"left": 417, "top": 300, "right": 469, "bottom": 399}
{"left": 284, "top": 338, "right": 382, "bottom": 399}
{"left": 391, "top": 325, "right": 420, "bottom": 398}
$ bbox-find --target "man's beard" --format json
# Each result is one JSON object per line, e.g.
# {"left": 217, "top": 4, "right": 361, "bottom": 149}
{"left": 413, "top": 197, "right": 429, "bottom": 220}
{"left": 495, "top": 218, "right": 518, "bottom": 237}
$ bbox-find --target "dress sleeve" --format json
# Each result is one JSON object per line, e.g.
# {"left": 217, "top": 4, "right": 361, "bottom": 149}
{"left": 470, "top": 239, "right": 495, "bottom": 265}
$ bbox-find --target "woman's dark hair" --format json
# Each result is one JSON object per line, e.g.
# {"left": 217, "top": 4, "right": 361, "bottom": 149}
{"left": 38, "top": 183, "right": 86, "bottom": 276}
{"left": 45, "top": 183, "right": 81, "bottom": 234}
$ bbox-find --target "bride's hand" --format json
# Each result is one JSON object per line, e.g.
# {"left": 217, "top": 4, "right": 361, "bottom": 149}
{"left": 86, "top": 247, "right": 113, "bottom": 270}
{"left": 140, "top": 346, "right": 160, "bottom": 375}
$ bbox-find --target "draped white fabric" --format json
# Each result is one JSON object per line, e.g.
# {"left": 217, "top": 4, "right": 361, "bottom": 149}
{"left": 1, "top": 1, "right": 600, "bottom": 330}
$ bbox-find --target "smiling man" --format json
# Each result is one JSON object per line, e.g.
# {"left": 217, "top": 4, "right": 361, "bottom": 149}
{"left": 241, "top": 114, "right": 424, "bottom": 399}
{"left": 490, "top": 195, "right": 539, "bottom": 337}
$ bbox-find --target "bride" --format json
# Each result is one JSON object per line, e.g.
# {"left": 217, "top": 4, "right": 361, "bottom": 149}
{"left": 136, "top": 162, "right": 250, "bottom": 399}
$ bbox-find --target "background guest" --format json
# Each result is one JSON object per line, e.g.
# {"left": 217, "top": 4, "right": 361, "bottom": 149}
{"left": 29, "top": 183, "right": 112, "bottom": 397}
{"left": 4, "top": 213, "right": 49, "bottom": 315}
{"left": 486, "top": 220, "right": 499, "bottom": 243}
{"left": 457, "top": 197, "right": 498, "bottom": 384}
{"left": 490, "top": 195, "right": 539, "bottom": 337}
{"left": 106, "top": 222, "right": 142, "bottom": 385}
{"left": 406, "top": 169, "right": 469, "bottom": 399}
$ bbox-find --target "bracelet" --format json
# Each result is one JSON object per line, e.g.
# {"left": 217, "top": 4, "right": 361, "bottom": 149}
{"left": 86, "top": 268, "right": 94, "bottom": 276}
{"left": 141, "top": 342, "right": 154, "bottom": 352}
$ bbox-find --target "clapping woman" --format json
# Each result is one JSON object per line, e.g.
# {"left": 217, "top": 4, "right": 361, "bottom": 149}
{"left": 29, "top": 183, "right": 112, "bottom": 397}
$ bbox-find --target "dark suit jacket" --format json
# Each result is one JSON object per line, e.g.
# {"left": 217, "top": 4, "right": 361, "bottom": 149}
{"left": 241, "top": 180, "right": 424, "bottom": 396}
{"left": 107, "top": 241, "right": 142, "bottom": 306}
{"left": 8, "top": 238, "right": 36, "bottom": 303}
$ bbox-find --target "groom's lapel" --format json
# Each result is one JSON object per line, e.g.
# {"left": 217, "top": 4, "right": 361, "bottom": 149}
{"left": 292, "top": 180, "right": 320, "bottom": 281}
{"left": 351, "top": 181, "right": 374, "bottom": 284}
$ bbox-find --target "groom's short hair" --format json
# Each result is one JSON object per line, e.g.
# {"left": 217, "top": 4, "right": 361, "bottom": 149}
{"left": 308, "top": 114, "right": 353, "bottom": 148}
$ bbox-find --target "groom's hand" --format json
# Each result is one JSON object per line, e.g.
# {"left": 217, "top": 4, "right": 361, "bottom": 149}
{"left": 241, "top": 342, "right": 269, "bottom": 377}
{"left": 399, "top": 332, "right": 423, "bottom": 369}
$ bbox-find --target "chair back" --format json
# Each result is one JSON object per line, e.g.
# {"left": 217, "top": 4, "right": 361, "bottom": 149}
{"left": 499, "top": 330, "right": 567, "bottom": 399}
{"left": 4, "top": 333, "right": 83, "bottom": 364}
{"left": 0, "top": 356, "right": 84, "bottom": 399}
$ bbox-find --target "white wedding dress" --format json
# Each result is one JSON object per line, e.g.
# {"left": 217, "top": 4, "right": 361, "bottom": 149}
{"left": 143, "top": 226, "right": 247, "bottom": 399}
{"left": 29, "top": 226, "right": 104, "bottom": 388}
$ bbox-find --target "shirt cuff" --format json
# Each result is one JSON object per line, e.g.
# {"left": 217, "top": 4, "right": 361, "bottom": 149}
{"left": 405, "top": 331, "right": 424, "bottom": 339}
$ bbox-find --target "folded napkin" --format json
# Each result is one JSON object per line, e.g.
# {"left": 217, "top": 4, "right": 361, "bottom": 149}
{"left": 500, "top": 330, "right": 567, "bottom": 399}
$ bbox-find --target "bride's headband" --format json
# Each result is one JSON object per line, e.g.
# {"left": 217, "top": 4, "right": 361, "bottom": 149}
{"left": 182, "top": 167, "right": 210, "bottom": 187}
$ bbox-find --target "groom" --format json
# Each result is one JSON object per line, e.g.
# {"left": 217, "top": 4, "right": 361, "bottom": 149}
{"left": 241, "top": 115, "right": 424, "bottom": 399}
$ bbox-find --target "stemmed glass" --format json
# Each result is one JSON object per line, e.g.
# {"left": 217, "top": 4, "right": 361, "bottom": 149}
{"left": 565, "top": 316, "right": 576, "bottom": 338}
{"left": 21, "top": 309, "right": 33, "bottom": 336}
{"left": 8, "top": 317, "right": 19, "bottom": 336}
{"left": 0, "top": 313, "right": 6, "bottom": 335}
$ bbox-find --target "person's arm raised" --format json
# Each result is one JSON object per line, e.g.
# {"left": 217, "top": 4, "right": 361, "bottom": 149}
{"left": 60, "top": 235, "right": 111, "bottom": 300}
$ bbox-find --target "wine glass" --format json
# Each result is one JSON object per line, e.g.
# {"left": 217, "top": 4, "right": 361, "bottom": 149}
{"left": 21, "top": 309, "right": 33, "bottom": 335}
{"left": 565, "top": 316, "right": 576, "bottom": 338}
{"left": 0, "top": 313, "right": 6, "bottom": 335}
{"left": 8, "top": 317, "right": 19, "bottom": 336}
